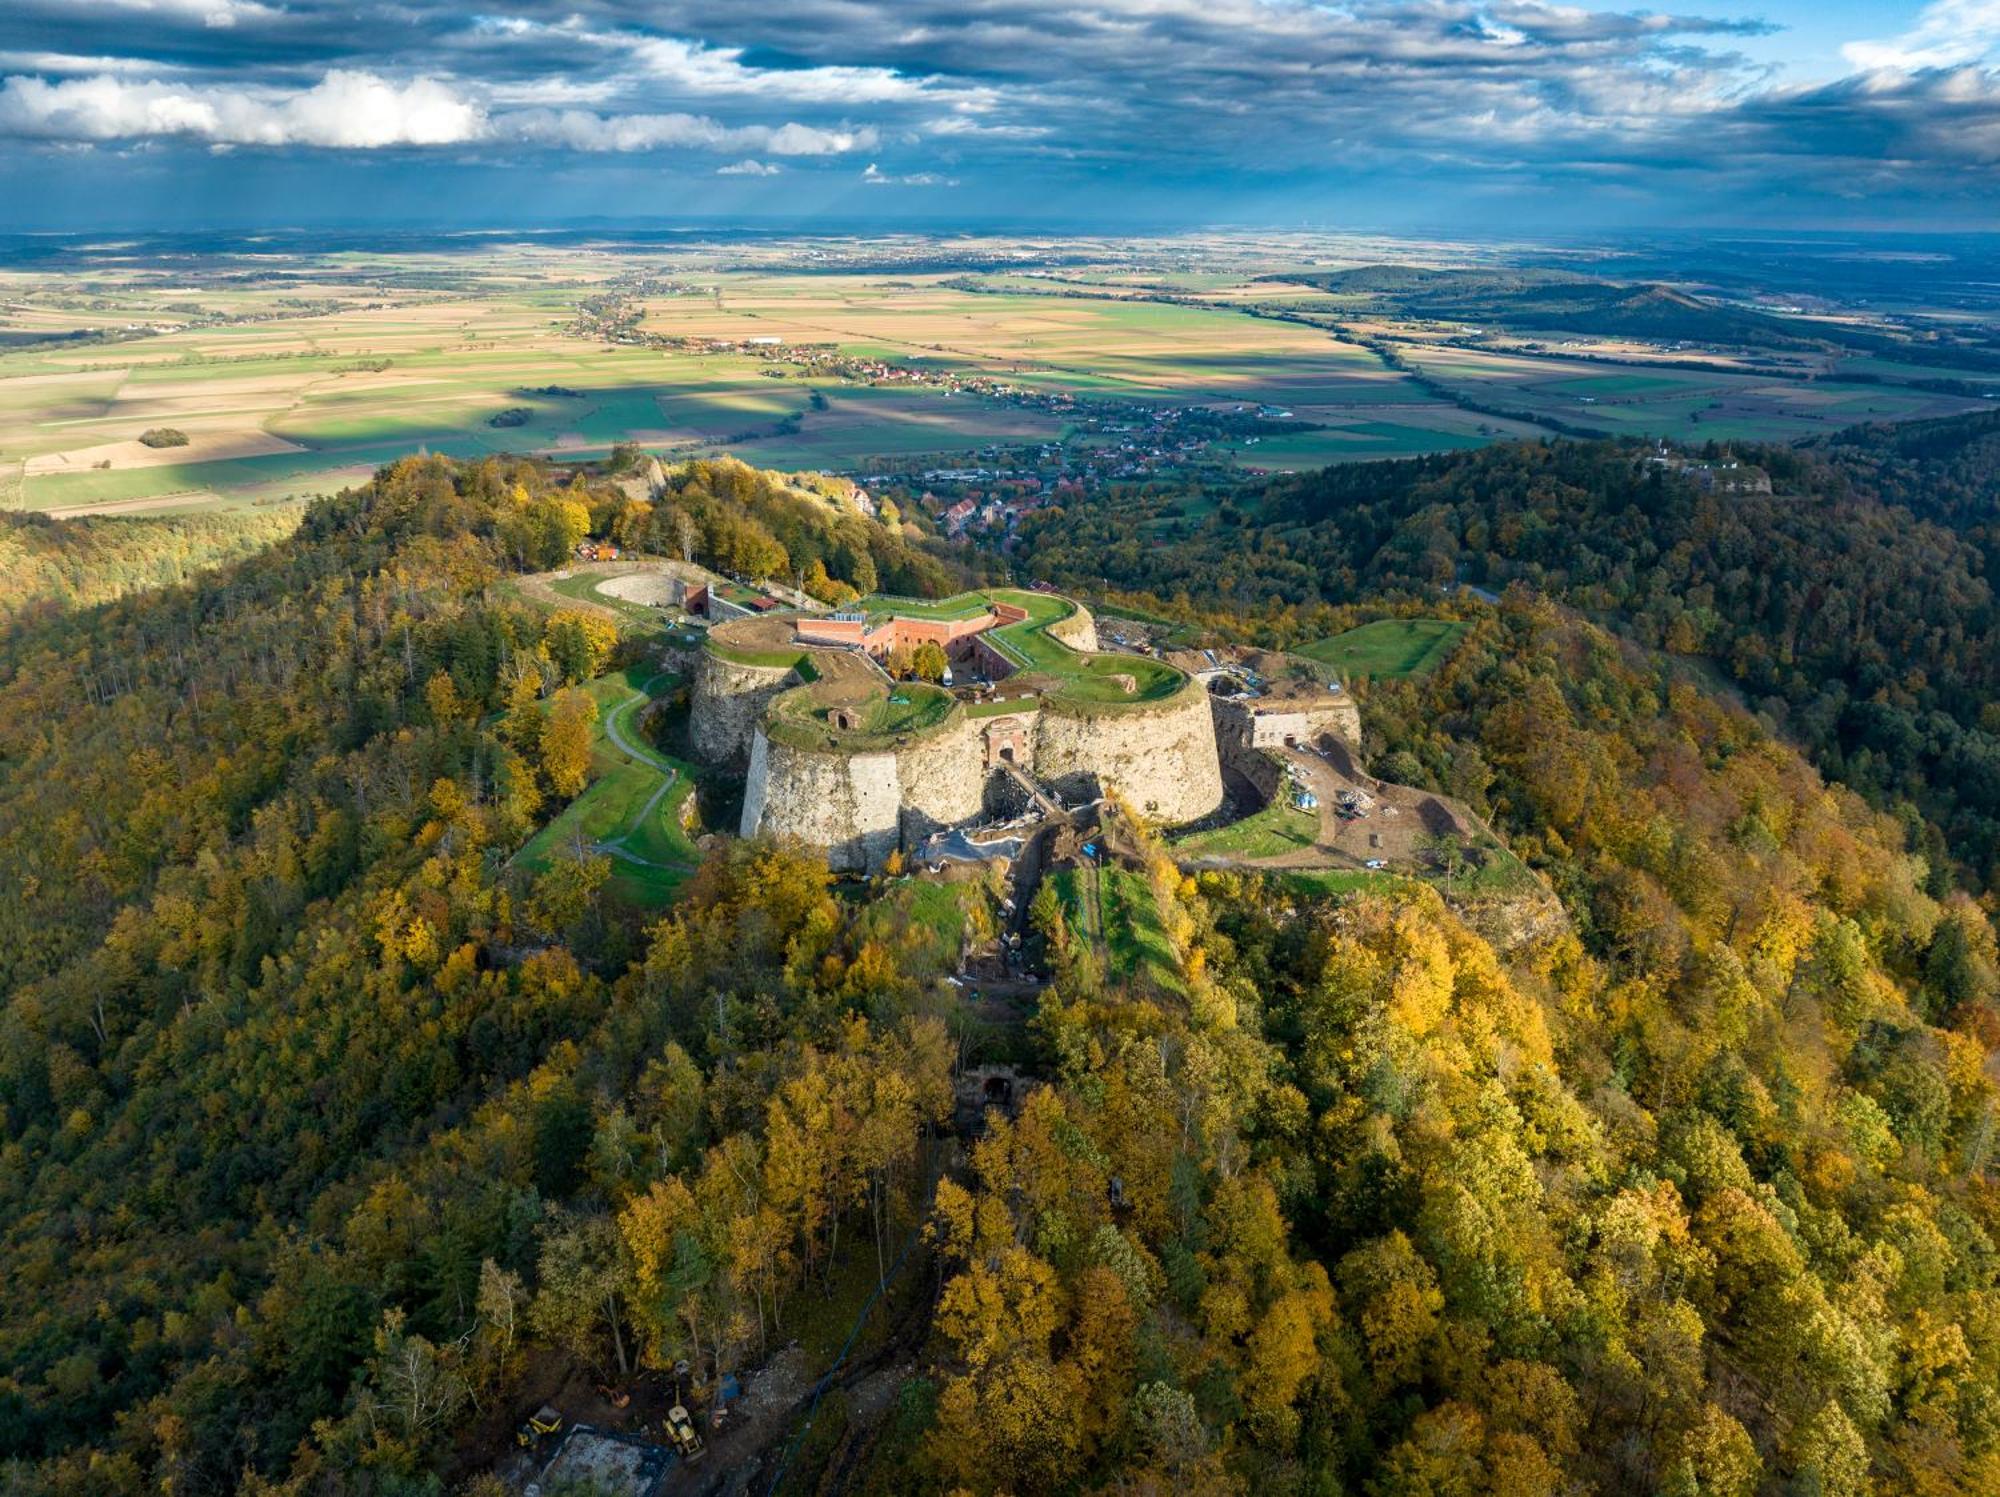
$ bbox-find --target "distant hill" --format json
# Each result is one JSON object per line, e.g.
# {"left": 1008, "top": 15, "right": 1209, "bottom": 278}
{"left": 1271, "top": 264, "right": 1824, "bottom": 347}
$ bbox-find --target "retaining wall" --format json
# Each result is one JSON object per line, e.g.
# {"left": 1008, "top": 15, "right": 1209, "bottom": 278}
{"left": 742, "top": 716, "right": 987, "bottom": 871}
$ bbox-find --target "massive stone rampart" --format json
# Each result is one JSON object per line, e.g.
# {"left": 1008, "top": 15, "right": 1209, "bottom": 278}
{"left": 710, "top": 592, "right": 1233, "bottom": 868}
{"left": 1032, "top": 677, "right": 1223, "bottom": 824}
{"left": 691, "top": 650, "right": 796, "bottom": 766}
{"left": 742, "top": 715, "right": 987, "bottom": 871}
{"left": 1047, "top": 600, "right": 1099, "bottom": 654}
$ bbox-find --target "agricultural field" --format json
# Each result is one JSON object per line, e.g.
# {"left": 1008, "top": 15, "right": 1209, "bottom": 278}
{"left": 1299, "top": 619, "right": 1469, "bottom": 680}
{"left": 0, "top": 258, "right": 1073, "bottom": 516}
{"left": 6, "top": 231, "right": 1994, "bottom": 517}
{"left": 643, "top": 274, "right": 1415, "bottom": 403}
{"left": 1399, "top": 343, "right": 1989, "bottom": 442}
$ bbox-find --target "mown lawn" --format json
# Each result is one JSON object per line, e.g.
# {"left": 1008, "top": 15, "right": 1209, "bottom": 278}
{"left": 514, "top": 667, "right": 701, "bottom": 908}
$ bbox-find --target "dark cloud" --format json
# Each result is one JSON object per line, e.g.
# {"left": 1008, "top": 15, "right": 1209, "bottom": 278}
{"left": 0, "top": 0, "right": 1990, "bottom": 226}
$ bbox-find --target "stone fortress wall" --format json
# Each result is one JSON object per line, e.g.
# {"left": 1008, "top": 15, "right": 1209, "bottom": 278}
{"left": 696, "top": 592, "right": 1251, "bottom": 870}
{"left": 1032, "top": 678, "right": 1223, "bottom": 823}
{"left": 737, "top": 713, "right": 989, "bottom": 872}
{"left": 1210, "top": 692, "right": 1362, "bottom": 756}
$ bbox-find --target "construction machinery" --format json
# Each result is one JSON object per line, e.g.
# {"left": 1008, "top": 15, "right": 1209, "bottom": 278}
{"left": 515, "top": 1404, "right": 563, "bottom": 1448}
{"left": 664, "top": 1404, "right": 706, "bottom": 1461}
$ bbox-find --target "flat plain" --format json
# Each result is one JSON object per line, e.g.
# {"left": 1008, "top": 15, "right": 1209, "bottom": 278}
{"left": 3, "top": 231, "right": 1991, "bottom": 514}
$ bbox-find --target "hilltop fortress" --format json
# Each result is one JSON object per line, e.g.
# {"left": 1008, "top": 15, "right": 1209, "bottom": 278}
{"left": 689, "top": 588, "right": 1359, "bottom": 872}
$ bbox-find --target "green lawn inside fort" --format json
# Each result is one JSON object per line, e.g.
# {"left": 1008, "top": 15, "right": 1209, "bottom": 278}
{"left": 1298, "top": 618, "right": 1469, "bottom": 679}
{"left": 765, "top": 680, "right": 957, "bottom": 750}
{"left": 710, "top": 586, "right": 1188, "bottom": 711}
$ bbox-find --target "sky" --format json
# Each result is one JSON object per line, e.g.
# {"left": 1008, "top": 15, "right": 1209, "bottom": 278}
{"left": 0, "top": 0, "right": 1994, "bottom": 232}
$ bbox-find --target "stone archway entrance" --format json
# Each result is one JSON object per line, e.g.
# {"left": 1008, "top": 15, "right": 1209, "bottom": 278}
{"left": 983, "top": 716, "right": 1028, "bottom": 769}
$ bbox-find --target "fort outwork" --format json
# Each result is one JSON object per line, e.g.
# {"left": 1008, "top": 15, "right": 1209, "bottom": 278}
{"left": 693, "top": 589, "right": 1282, "bottom": 870}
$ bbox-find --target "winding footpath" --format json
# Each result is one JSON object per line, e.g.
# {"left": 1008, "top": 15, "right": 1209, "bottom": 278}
{"left": 507, "top": 668, "right": 695, "bottom": 877}
{"left": 594, "top": 670, "right": 692, "bottom": 869}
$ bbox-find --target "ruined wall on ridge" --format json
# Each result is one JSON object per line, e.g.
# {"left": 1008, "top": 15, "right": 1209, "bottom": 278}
{"left": 1032, "top": 677, "right": 1223, "bottom": 825}
{"left": 691, "top": 651, "right": 796, "bottom": 767}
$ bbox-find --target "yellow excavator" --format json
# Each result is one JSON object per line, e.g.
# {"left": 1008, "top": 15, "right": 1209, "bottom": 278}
{"left": 664, "top": 1403, "right": 706, "bottom": 1461}
{"left": 515, "top": 1404, "right": 563, "bottom": 1448}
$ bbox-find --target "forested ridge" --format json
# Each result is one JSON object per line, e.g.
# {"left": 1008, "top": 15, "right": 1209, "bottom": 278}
{"left": 0, "top": 507, "right": 306, "bottom": 625}
{"left": 1012, "top": 416, "right": 2000, "bottom": 891}
{"left": 3, "top": 447, "right": 2000, "bottom": 1496}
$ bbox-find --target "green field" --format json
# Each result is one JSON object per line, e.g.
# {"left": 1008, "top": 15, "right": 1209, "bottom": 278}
{"left": 6, "top": 240, "right": 1992, "bottom": 517}
{"left": 1298, "top": 619, "right": 1469, "bottom": 679}
{"left": 1400, "top": 343, "right": 1987, "bottom": 444}
{"left": 1223, "top": 420, "right": 1492, "bottom": 469}
{"left": 514, "top": 665, "right": 701, "bottom": 907}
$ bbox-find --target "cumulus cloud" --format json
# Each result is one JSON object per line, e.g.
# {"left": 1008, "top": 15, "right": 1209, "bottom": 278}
{"left": 1728, "top": 65, "right": 2000, "bottom": 169}
{"left": 0, "top": 69, "right": 877, "bottom": 157}
{"left": 0, "top": 70, "right": 484, "bottom": 147}
{"left": 1844, "top": 0, "right": 2000, "bottom": 72}
{"left": 717, "top": 157, "right": 780, "bottom": 175}
{"left": 0, "top": 0, "right": 1996, "bottom": 208}
{"left": 507, "top": 107, "right": 872, "bottom": 155}
{"left": 862, "top": 161, "right": 956, "bottom": 186}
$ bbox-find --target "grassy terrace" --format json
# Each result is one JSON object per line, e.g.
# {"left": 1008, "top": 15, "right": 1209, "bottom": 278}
{"left": 1053, "top": 864, "right": 1183, "bottom": 994}
{"left": 515, "top": 665, "right": 700, "bottom": 907}
{"left": 764, "top": 681, "right": 958, "bottom": 751}
{"left": 710, "top": 587, "right": 1193, "bottom": 736}
{"left": 705, "top": 637, "right": 817, "bottom": 671}
{"left": 713, "top": 578, "right": 780, "bottom": 608}
{"left": 1175, "top": 796, "right": 1321, "bottom": 857}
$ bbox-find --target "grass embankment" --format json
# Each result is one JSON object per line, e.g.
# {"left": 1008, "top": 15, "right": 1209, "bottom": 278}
{"left": 705, "top": 637, "right": 811, "bottom": 670}
{"left": 870, "top": 587, "right": 1186, "bottom": 708}
{"left": 1052, "top": 863, "right": 1182, "bottom": 993}
{"left": 539, "top": 568, "right": 677, "bottom": 637}
{"left": 515, "top": 664, "right": 702, "bottom": 907}
{"left": 1298, "top": 618, "right": 1468, "bottom": 680}
{"left": 1266, "top": 868, "right": 1409, "bottom": 898}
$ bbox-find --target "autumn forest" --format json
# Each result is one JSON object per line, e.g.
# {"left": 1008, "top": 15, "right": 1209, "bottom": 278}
{"left": 4, "top": 427, "right": 2000, "bottom": 1497}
